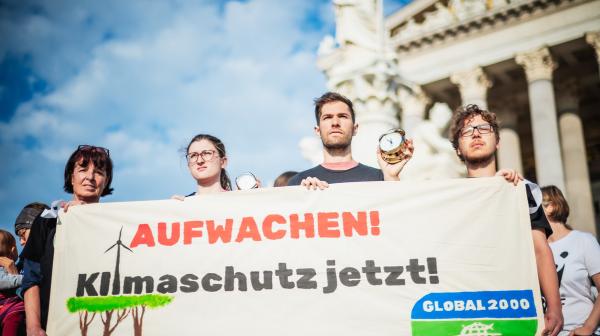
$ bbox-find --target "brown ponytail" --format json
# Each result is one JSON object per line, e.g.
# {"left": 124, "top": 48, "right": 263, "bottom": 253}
{"left": 220, "top": 168, "right": 232, "bottom": 191}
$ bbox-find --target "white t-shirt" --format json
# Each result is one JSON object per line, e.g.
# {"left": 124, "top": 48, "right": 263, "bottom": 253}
{"left": 549, "top": 230, "right": 600, "bottom": 335}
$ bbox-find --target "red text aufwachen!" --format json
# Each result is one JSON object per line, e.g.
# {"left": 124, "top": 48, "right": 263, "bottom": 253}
{"left": 129, "top": 210, "right": 380, "bottom": 248}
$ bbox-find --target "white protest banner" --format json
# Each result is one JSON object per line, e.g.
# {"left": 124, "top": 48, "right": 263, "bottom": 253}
{"left": 48, "top": 177, "right": 544, "bottom": 335}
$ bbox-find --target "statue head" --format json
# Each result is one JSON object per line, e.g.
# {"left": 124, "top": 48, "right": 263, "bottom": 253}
{"left": 429, "top": 103, "right": 452, "bottom": 129}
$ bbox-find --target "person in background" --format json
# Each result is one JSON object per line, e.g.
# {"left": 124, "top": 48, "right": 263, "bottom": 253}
{"left": 13, "top": 203, "right": 49, "bottom": 277}
{"left": 273, "top": 171, "right": 297, "bottom": 187}
{"left": 449, "top": 104, "right": 563, "bottom": 336}
{"left": 14, "top": 203, "right": 48, "bottom": 247}
{"left": 542, "top": 185, "right": 600, "bottom": 336}
{"left": 0, "top": 229, "right": 25, "bottom": 336}
{"left": 21, "top": 145, "right": 113, "bottom": 336}
{"left": 0, "top": 230, "right": 21, "bottom": 288}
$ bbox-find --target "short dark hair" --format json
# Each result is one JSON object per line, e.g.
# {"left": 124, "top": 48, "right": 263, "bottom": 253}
{"left": 541, "top": 185, "right": 570, "bottom": 225}
{"left": 448, "top": 104, "right": 500, "bottom": 161}
{"left": 314, "top": 92, "right": 355, "bottom": 124}
{"left": 64, "top": 146, "right": 114, "bottom": 196}
{"left": 273, "top": 171, "right": 297, "bottom": 187}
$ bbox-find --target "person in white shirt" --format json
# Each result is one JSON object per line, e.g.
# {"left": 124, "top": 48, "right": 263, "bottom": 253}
{"left": 543, "top": 185, "right": 600, "bottom": 336}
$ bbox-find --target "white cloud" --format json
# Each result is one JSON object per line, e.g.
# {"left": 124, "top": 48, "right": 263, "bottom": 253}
{"left": 0, "top": 0, "right": 332, "bottom": 229}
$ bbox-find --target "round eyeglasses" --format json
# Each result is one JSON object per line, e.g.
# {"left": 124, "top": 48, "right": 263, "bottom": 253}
{"left": 460, "top": 123, "right": 493, "bottom": 137}
{"left": 78, "top": 145, "right": 110, "bottom": 156}
{"left": 186, "top": 150, "right": 218, "bottom": 163}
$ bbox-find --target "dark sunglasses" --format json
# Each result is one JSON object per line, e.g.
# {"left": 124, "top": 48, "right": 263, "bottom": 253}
{"left": 78, "top": 145, "right": 110, "bottom": 156}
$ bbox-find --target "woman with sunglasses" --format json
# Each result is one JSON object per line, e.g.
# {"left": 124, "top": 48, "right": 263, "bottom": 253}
{"left": 21, "top": 145, "right": 113, "bottom": 336}
{"left": 179, "top": 134, "right": 232, "bottom": 197}
{"left": 542, "top": 185, "right": 600, "bottom": 336}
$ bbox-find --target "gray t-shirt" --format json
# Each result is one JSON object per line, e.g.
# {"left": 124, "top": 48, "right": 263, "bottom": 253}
{"left": 287, "top": 163, "right": 384, "bottom": 185}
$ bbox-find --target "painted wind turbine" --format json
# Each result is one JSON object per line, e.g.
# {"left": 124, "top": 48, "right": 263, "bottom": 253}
{"left": 105, "top": 227, "right": 133, "bottom": 295}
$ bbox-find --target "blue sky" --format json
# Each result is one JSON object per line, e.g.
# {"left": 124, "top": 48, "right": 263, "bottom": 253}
{"left": 0, "top": 0, "right": 409, "bottom": 233}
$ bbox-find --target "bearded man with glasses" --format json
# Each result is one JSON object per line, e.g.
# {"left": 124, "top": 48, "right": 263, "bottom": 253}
{"left": 449, "top": 104, "right": 563, "bottom": 336}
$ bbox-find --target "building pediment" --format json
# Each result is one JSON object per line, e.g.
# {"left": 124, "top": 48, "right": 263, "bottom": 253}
{"left": 387, "top": 0, "right": 588, "bottom": 52}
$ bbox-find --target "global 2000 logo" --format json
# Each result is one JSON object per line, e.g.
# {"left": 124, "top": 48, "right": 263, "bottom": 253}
{"left": 411, "top": 290, "right": 538, "bottom": 336}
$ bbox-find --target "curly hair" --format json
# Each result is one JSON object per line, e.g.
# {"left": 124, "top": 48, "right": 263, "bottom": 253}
{"left": 448, "top": 104, "right": 500, "bottom": 161}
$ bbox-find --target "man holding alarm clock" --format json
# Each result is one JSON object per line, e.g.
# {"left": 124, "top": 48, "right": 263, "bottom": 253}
{"left": 287, "top": 92, "right": 414, "bottom": 189}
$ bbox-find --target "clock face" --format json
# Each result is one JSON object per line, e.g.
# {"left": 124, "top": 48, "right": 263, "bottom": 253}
{"left": 379, "top": 131, "right": 404, "bottom": 152}
{"left": 236, "top": 173, "right": 257, "bottom": 190}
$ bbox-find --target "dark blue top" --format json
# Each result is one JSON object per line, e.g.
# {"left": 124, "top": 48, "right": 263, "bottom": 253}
{"left": 287, "top": 163, "right": 384, "bottom": 186}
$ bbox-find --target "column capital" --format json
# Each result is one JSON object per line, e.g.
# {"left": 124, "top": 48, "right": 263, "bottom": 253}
{"left": 450, "top": 67, "right": 492, "bottom": 105}
{"left": 515, "top": 47, "right": 557, "bottom": 82}
{"left": 585, "top": 31, "right": 600, "bottom": 62}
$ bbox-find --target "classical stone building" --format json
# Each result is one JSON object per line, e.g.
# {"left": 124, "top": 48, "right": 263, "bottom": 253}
{"left": 316, "top": 0, "right": 600, "bottom": 235}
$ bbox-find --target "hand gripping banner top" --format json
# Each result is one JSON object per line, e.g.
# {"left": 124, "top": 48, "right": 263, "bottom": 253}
{"left": 47, "top": 177, "right": 544, "bottom": 336}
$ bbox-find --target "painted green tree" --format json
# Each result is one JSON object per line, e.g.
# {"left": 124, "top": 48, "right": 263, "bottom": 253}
{"left": 67, "top": 294, "right": 173, "bottom": 336}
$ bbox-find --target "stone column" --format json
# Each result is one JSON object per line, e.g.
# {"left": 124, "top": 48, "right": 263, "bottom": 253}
{"left": 450, "top": 67, "right": 492, "bottom": 109}
{"left": 516, "top": 47, "right": 565, "bottom": 191}
{"left": 351, "top": 71, "right": 401, "bottom": 168}
{"left": 496, "top": 106, "right": 524, "bottom": 174}
{"left": 399, "top": 85, "right": 431, "bottom": 135}
{"left": 586, "top": 31, "right": 600, "bottom": 77}
{"left": 557, "top": 80, "right": 596, "bottom": 234}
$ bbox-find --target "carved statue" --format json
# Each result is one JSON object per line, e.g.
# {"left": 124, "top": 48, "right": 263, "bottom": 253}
{"left": 318, "top": 0, "right": 385, "bottom": 84}
{"left": 399, "top": 85, "right": 431, "bottom": 134}
{"left": 333, "top": 0, "right": 380, "bottom": 50}
{"left": 450, "top": 0, "right": 487, "bottom": 21}
{"left": 465, "top": 0, "right": 488, "bottom": 17}
{"left": 422, "top": 3, "right": 455, "bottom": 32}
{"left": 398, "top": 18, "right": 422, "bottom": 40}
{"left": 490, "top": 0, "right": 509, "bottom": 10}
{"left": 401, "top": 103, "right": 465, "bottom": 179}
{"left": 318, "top": 35, "right": 337, "bottom": 56}
{"left": 311, "top": 1, "right": 469, "bottom": 178}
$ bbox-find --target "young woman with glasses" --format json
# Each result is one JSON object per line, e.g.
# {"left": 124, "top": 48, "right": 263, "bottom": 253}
{"left": 179, "top": 134, "right": 232, "bottom": 197}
